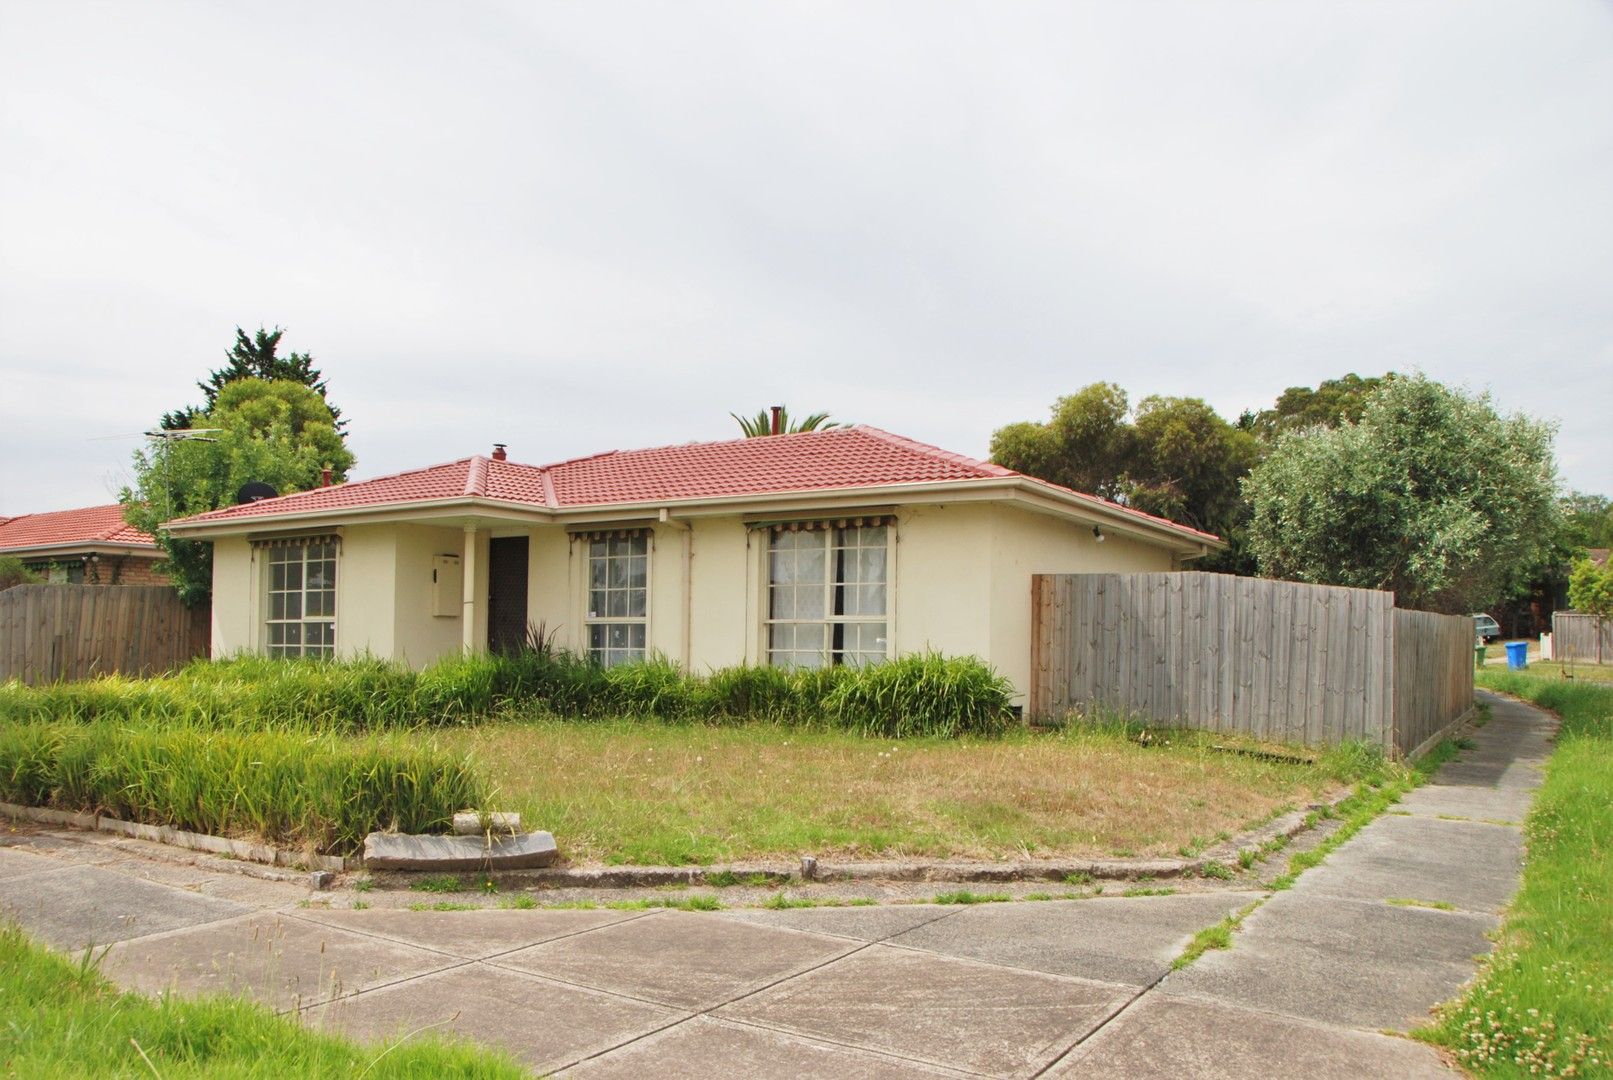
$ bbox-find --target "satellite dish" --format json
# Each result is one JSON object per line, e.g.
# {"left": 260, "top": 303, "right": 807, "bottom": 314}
{"left": 237, "top": 482, "right": 279, "bottom": 504}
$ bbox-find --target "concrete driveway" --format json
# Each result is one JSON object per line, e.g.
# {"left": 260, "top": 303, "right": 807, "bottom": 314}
{"left": 0, "top": 692, "right": 1550, "bottom": 1077}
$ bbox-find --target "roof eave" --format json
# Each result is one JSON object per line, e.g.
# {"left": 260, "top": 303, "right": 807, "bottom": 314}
{"left": 0, "top": 541, "right": 163, "bottom": 560}
{"left": 162, "top": 476, "right": 1220, "bottom": 552}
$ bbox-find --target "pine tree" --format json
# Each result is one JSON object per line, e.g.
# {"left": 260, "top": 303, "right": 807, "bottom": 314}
{"left": 162, "top": 326, "right": 345, "bottom": 434}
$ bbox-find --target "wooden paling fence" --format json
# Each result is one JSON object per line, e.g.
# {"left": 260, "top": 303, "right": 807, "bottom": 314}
{"left": 1552, "top": 612, "right": 1612, "bottom": 664}
{"left": 1030, "top": 572, "right": 1474, "bottom": 756}
{"left": 0, "top": 585, "right": 209, "bottom": 685}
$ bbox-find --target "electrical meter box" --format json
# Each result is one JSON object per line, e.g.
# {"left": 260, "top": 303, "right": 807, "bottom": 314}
{"left": 431, "top": 554, "right": 463, "bottom": 618}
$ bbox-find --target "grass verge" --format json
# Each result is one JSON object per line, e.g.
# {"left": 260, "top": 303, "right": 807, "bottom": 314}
{"left": 1418, "top": 673, "right": 1613, "bottom": 1078}
{"left": 0, "top": 922, "right": 525, "bottom": 1079}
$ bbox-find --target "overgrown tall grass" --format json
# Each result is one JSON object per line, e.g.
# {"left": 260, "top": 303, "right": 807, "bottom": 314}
{"left": 1420, "top": 672, "right": 1613, "bottom": 1077}
{"left": 0, "top": 723, "right": 485, "bottom": 854}
{"left": 0, "top": 650, "right": 1016, "bottom": 738}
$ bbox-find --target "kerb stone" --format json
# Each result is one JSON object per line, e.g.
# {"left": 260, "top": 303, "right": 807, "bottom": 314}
{"left": 363, "top": 831, "right": 557, "bottom": 870}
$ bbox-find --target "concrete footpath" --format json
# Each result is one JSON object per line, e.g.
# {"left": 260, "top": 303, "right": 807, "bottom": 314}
{"left": 0, "top": 691, "right": 1552, "bottom": 1078}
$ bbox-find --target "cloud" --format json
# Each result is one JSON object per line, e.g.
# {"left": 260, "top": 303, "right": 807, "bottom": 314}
{"left": 2, "top": 0, "right": 1609, "bottom": 514}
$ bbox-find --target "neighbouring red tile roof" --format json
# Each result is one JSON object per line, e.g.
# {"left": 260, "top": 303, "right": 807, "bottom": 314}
{"left": 0, "top": 504, "right": 157, "bottom": 552}
{"left": 170, "top": 426, "right": 1219, "bottom": 543}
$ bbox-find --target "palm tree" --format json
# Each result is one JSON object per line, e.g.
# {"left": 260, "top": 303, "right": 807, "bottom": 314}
{"left": 731, "top": 406, "right": 842, "bottom": 438}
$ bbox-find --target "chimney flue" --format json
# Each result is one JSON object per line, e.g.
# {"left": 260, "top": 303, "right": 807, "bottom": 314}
{"left": 492, "top": 443, "right": 508, "bottom": 461}
{"left": 769, "top": 405, "right": 783, "bottom": 436}
{"left": 320, "top": 466, "right": 332, "bottom": 487}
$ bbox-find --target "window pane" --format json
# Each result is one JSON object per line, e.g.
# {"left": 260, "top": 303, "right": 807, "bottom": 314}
{"left": 769, "top": 585, "right": 796, "bottom": 620}
{"left": 855, "top": 544, "right": 886, "bottom": 584}
{"left": 283, "top": 622, "right": 302, "bottom": 647}
{"left": 794, "top": 583, "right": 825, "bottom": 620}
{"left": 284, "top": 562, "right": 302, "bottom": 589}
{"left": 283, "top": 593, "right": 301, "bottom": 620}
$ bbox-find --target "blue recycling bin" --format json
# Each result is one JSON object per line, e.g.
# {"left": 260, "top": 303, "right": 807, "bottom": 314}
{"left": 1505, "top": 641, "right": 1528, "bottom": 670}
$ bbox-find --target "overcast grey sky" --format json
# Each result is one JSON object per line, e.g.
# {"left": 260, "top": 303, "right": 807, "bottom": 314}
{"left": 2, "top": 1, "right": 1609, "bottom": 516}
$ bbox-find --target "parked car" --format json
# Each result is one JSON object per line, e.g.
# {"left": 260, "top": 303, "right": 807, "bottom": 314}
{"left": 1472, "top": 613, "right": 1501, "bottom": 642}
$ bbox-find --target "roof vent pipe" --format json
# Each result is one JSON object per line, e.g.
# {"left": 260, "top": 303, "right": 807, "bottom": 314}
{"left": 492, "top": 443, "right": 508, "bottom": 461}
{"left": 770, "top": 406, "right": 783, "bottom": 436}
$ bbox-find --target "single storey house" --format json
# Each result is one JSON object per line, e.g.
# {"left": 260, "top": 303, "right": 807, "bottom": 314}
{"left": 166, "top": 426, "right": 1221, "bottom": 699}
{"left": 0, "top": 504, "right": 166, "bottom": 584}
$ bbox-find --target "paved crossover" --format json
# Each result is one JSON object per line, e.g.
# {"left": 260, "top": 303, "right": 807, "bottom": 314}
{"left": 0, "top": 691, "right": 1551, "bottom": 1077}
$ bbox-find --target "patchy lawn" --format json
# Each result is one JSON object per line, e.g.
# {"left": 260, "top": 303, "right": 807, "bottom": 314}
{"left": 435, "top": 717, "right": 1365, "bottom": 865}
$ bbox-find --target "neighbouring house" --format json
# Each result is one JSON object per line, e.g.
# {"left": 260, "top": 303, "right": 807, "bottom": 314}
{"left": 0, "top": 504, "right": 167, "bottom": 585}
{"left": 164, "top": 426, "right": 1222, "bottom": 699}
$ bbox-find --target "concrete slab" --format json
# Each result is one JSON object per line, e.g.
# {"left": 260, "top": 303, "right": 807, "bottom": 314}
{"left": 0, "top": 846, "right": 62, "bottom": 881}
{"left": 1047, "top": 993, "right": 1455, "bottom": 1078}
{"left": 293, "top": 907, "right": 643, "bottom": 959}
{"left": 362, "top": 831, "right": 557, "bottom": 870}
{"left": 1162, "top": 894, "right": 1497, "bottom": 1032}
{"left": 883, "top": 893, "right": 1261, "bottom": 987}
{"left": 100, "top": 912, "right": 458, "bottom": 1010}
{"left": 1287, "top": 815, "right": 1522, "bottom": 913}
{"left": 1394, "top": 784, "right": 1531, "bottom": 824}
{"left": 561, "top": 1016, "right": 971, "bottom": 1079}
{"left": 0, "top": 864, "right": 248, "bottom": 951}
{"left": 718, "top": 944, "right": 1134, "bottom": 1078}
{"left": 717, "top": 904, "right": 959, "bottom": 943}
{"left": 310, "top": 961, "right": 682, "bottom": 1075}
{"left": 495, "top": 910, "right": 858, "bottom": 1011}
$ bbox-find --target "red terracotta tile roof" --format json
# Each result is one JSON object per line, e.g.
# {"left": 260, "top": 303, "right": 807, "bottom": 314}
{"left": 0, "top": 504, "right": 157, "bottom": 552}
{"left": 170, "top": 426, "right": 1219, "bottom": 543}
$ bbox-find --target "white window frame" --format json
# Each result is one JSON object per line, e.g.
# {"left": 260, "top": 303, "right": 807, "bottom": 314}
{"left": 263, "top": 540, "right": 338, "bottom": 659}
{"left": 583, "top": 532, "right": 650, "bottom": 667}
{"left": 764, "top": 522, "right": 891, "bottom": 669}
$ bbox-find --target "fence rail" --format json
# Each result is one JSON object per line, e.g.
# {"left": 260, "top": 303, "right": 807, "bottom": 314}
{"left": 1030, "top": 572, "right": 1473, "bottom": 756}
{"left": 0, "top": 585, "right": 209, "bottom": 685}
{"left": 1552, "top": 611, "right": 1612, "bottom": 664}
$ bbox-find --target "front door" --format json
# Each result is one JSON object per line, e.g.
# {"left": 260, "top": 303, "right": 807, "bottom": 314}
{"left": 487, "top": 536, "right": 530, "bottom": 655}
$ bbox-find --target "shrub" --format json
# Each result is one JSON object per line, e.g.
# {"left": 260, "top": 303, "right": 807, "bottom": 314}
{"left": 0, "top": 555, "right": 42, "bottom": 591}
{"left": 824, "top": 652, "right": 1015, "bottom": 737}
{"left": 0, "top": 723, "right": 485, "bottom": 853}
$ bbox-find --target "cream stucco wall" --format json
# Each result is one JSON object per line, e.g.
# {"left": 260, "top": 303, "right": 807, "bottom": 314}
{"left": 335, "top": 525, "right": 397, "bottom": 659}
{"left": 209, "top": 537, "right": 255, "bottom": 657}
{"left": 207, "top": 499, "right": 1188, "bottom": 693}
{"left": 889, "top": 503, "right": 997, "bottom": 663}
{"left": 392, "top": 525, "right": 468, "bottom": 665}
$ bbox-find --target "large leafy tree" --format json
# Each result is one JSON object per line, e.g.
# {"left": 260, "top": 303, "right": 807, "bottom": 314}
{"left": 1561, "top": 492, "right": 1613, "bottom": 553}
{"left": 1238, "top": 373, "right": 1391, "bottom": 440}
{"left": 1244, "top": 375, "right": 1559, "bottom": 614}
{"left": 990, "top": 384, "right": 1256, "bottom": 556}
{"left": 163, "top": 326, "right": 344, "bottom": 433}
{"left": 125, "top": 379, "right": 355, "bottom": 604}
{"left": 731, "top": 407, "right": 841, "bottom": 437}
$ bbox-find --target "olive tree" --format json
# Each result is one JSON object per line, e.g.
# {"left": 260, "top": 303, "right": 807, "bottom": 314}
{"left": 1244, "top": 375, "right": 1559, "bottom": 614}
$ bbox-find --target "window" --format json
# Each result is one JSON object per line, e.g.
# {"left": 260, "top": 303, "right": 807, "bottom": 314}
{"left": 586, "top": 534, "right": 647, "bottom": 667}
{"left": 767, "top": 524, "right": 887, "bottom": 668}
{"left": 265, "top": 541, "right": 336, "bottom": 658}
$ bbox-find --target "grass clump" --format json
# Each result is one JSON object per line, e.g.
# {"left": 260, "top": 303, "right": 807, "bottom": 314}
{"left": 0, "top": 723, "right": 484, "bottom": 855}
{"left": 1418, "top": 672, "right": 1613, "bottom": 1077}
{"left": 0, "top": 922, "right": 525, "bottom": 1078}
{"left": 409, "top": 875, "right": 464, "bottom": 894}
{"left": 0, "top": 649, "right": 1017, "bottom": 739}
{"left": 933, "top": 890, "right": 1011, "bottom": 905}
{"left": 1173, "top": 898, "right": 1265, "bottom": 970}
